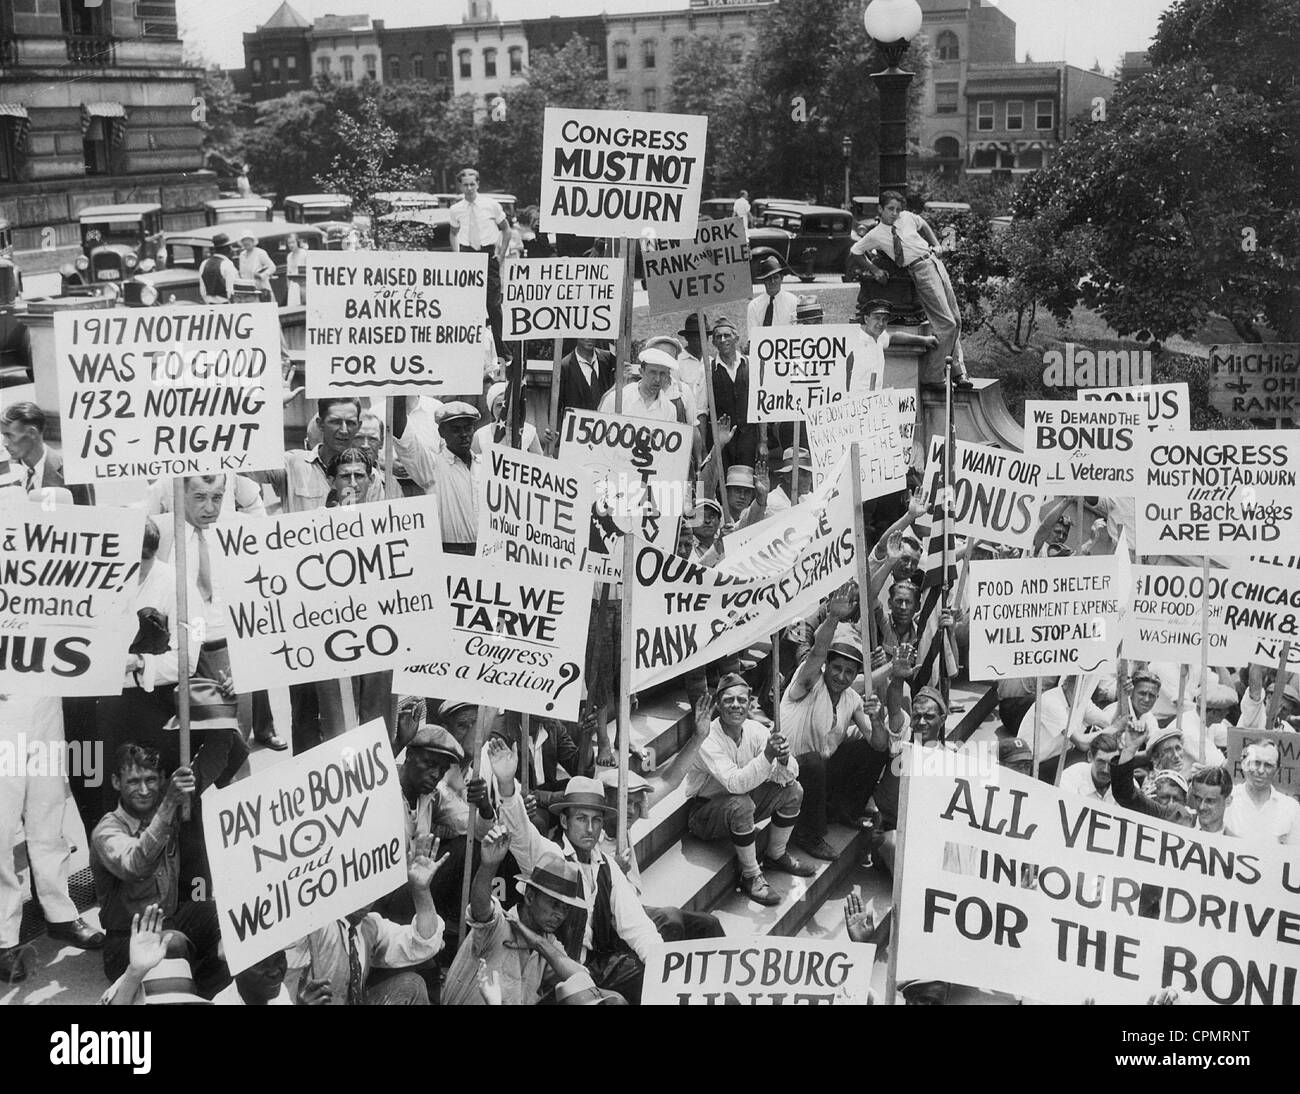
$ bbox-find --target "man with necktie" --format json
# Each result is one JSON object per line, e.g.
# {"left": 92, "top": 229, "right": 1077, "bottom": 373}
{"left": 850, "top": 190, "right": 973, "bottom": 390}
{"left": 0, "top": 401, "right": 94, "bottom": 505}
{"left": 745, "top": 253, "right": 799, "bottom": 336}
{"left": 449, "top": 167, "right": 510, "bottom": 363}
{"left": 555, "top": 337, "right": 616, "bottom": 436}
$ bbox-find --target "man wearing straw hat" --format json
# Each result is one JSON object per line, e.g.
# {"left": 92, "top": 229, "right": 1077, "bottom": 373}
{"left": 442, "top": 824, "right": 622, "bottom": 1005}
{"left": 483, "top": 750, "right": 663, "bottom": 1003}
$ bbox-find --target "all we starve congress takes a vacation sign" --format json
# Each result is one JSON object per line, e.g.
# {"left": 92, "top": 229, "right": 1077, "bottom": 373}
{"left": 540, "top": 108, "right": 707, "bottom": 240}
{"left": 305, "top": 251, "right": 489, "bottom": 397}
{"left": 54, "top": 305, "right": 284, "bottom": 483}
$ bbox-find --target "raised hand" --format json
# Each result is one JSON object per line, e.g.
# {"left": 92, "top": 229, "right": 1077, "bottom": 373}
{"left": 407, "top": 834, "right": 449, "bottom": 890}
{"left": 297, "top": 975, "right": 333, "bottom": 1006}
{"left": 127, "top": 904, "right": 167, "bottom": 976}
{"left": 826, "top": 582, "right": 857, "bottom": 621}
{"left": 476, "top": 959, "right": 503, "bottom": 1005}
{"left": 693, "top": 690, "right": 715, "bottom": 738}
{"left": 486, "top": 736, "right": 519, "bottom": 784}
{"left": 844, "top": 892, "right": 876, "bottom": 945}
{"left": 480, "top": 823, "right": 510, "bottom": 869}
{"left": 891, "top": 643, "right": 916, "bottom": 678}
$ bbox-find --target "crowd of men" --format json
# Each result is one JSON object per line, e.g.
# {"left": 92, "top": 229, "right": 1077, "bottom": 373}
{"left": 0, "top": 166, "right": 1295, "bottom": 1007}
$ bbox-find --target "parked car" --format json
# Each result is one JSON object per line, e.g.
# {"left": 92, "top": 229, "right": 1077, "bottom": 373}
{"left": 374, "top": 208, "right": 452, "bottom": 251}
{"left": 61, "top": 204, "right": 166, "bottom": 296}
{"left": 750, "top": 197, "right": 809, "bottom": 220}
{"left": 749, "top": 204, "right": 854, "bottom": 280}
{"left": 851, "top": 196, "right": 880, "bottom": 222}
{"left": 370, "top": 192, "right": 441, "bottom": 218}
{"left": 699, "top": 198, "right": 740, "bottom": 222}
{"left": 283, "top": 194, "right": 353, "bottom": 225}
{"left": 121, "top": 268, "right": 205, "bottom": 307}
{"left": 204, "top": 197, "right": 274, "bottom": 226}
{"left": 163, "top": 222, "right": 325, "bottom": 306}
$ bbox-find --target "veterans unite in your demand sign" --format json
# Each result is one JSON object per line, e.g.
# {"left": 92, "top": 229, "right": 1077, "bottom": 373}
{"left": 5, "top": 96, "right": 1300, "bottom": 1015}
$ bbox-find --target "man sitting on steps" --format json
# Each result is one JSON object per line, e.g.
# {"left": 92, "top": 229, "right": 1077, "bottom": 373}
{"left": 681, "top": 674, "right": 815, "bottom": 907}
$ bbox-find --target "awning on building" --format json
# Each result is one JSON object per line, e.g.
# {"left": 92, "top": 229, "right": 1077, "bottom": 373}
{"left": 80, "top": 101, "right": 126, "bottom": 132}
{"left": 0, "top": 104, "right": 29, "bottom": 119}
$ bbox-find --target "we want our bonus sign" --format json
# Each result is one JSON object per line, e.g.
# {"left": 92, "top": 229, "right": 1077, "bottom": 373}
{"left": 540, "top": 108, "right": 707, "bottom": 239}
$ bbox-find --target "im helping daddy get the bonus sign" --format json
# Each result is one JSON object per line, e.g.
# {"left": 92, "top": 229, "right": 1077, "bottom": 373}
{"left": 305, "top": 250, "right": 489, "bottom": 397}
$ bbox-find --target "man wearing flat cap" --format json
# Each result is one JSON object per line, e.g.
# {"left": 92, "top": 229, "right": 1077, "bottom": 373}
{"left": 781, "top": 584, "right": 893, "bottom": 861}
{"left": 392, "top": 399, "right": 483, "bottom": 555}
{"left": 442, "top": 825, "right": 622, "bottom": 1005}
{"left": 483, "top": 748, "right": 663, "bottom": 1003}
{"left": 598, "top": 346, "right": 690, "bottom": 424}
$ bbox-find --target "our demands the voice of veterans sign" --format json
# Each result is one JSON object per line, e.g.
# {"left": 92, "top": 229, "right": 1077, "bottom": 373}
{"left": 502, "top": 257, "right": 622, "bottom": 340}
{"left": 1133, "top": 430, "right": 1300, "bottom": 555}
{"left": 53, "top": 304, "right": 284, "bottom": 484}
{"left": 0, "top": 501, "right": 144, "bottom": 696}
{"left": 395, "top": 554, "right": 592, "bottom": 721}
{"left": 205, "top": 718, "right": 406, "bottom": 974}
{"left": 643, "top": 216, "right": 751, "bottom": 314}
{"left": 539, "top": 107, "right": 707, "bottom": 240}
{"left": 968, "top": 553, "right": 1122, "bottom": 678}
{"left": 211, "top": 496, "right": 447, "bottom": 691}
{"left": 304, "top": 250, "right": 489, "bottom": 397}
{"left": 894, "top": 755, "right": 1300, "bottom": 1005}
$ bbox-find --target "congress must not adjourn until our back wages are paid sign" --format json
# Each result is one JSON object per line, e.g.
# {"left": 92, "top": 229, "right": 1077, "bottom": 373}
{"left": 539, "top": 107, "right": 708, "bottom": 240}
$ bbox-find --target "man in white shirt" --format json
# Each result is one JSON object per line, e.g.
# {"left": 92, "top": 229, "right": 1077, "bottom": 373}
{"left": 683, "top": 674, "right": 815, "bottom": 907}
{"left": 746, "top": 253, "right": 799, "bottom": 335}
{"left": 849, "top": 190, "right": 971, "bottom": 388}
{"left": 1021, "top": 674, "right": 1112, "bottom": 784}
{"left": 598, "top": 346, "right": 689, "bottom": 423}
{"left": 1188, "top": 766, "right": 1236, "bottom": 836}
{"left": 1059, "top": 732, "right": 1120, "bottom": 802}
{"left": 1224, "top": 740, "right": 1300, "bottom": 844}
{"left": 484, "top": 746, "right": 664, "bottom": 1004}
{"left": 732, "top": 190, "right": 751, "bottom": 225}
{"left": 472, "top": 380, "right": 543, "bottom": 456}
{"left": 448, "top": 166, "right": 509, "bottom": 361}
{"left": 393, "top": 399, "right": 482, "bottom": 554}
{"left": 848, "top": 298, "right": 938, "bottom": 396}
{"left": 236, "top": 230, "right": 275, "bottom": 295}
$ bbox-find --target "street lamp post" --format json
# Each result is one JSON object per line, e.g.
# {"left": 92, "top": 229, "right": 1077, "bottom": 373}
{"left": 841, "top": 135, "right": 853, "bottom": 211}
{"left": 864, "top": 0, "right": 923, "bottom": 197}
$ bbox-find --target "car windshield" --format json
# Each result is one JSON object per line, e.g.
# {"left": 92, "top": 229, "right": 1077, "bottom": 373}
{"left": 84, "top": 220, "right": 142, "bottom": 245}
{"left": 166, "top": 243, "right": 206, "bottom": 268}
{"left": 298, "top": 205, "right": 350, "bottom": 223}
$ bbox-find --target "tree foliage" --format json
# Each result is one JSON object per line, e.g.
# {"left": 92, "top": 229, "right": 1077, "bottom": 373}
{"left": 194, "top": 65, "right": 247, "bottom": 161}
{"left": 313, "top": 97, "right": 421, "bottom": 217}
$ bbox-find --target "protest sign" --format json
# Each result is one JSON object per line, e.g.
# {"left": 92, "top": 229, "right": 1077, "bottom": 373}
{"left": 968, "top": 553, "right": 1121, "bottom": 679}
{"left": 630, "top": 454, "right": 857, "bottom": 690}
{"left": 502, "top": 257, "right": 622, "bottom": 340}
{"left": 894, "top": 756, "right": 1300, "bottom": 1004}
{"left": 304, "top": 250, "right": 489, "bottom": 397}
{"left": 1226, "top": 729, "right": 1300, "bottom": 793}
{"left": 1133, "top": 430, "right": 1300, "bottom": 555}
{"left": 476, "top": 444, "right": 596, "bottom": 570}
{"left": 540, "top": 108, "right": 708, "bottom": 240}
{"left": 805, "top": 390, "right": 907, "bottom": 502}
{"left": 1023, "top": 400, "right": 1142, "bottom": 491}
{"left": 559, "top": 409, "right": 693, "bottom": 579}
{"left": 0, "top": 501, "right": 143, "bottom": 696}
{"left": 211, "top": 496, "right": 447, "bottom": 691}
{"left": 395, "top": 553, "right": 592, "bottom": 720}
{"left": 1078, "top": 382, "right": 1191, "bottom": 431}
{"left": 746, "top": 325, "right": 862, "bottom": 422}
{"left": 1208, "top": 343, "right": 1299, "bottom": 421}
{"left": 53, "top": 305, "right": 284, "bottom": 484}
{"left": 642, "top": 937, "right": 874, "bottom": 1005}
{"left": 1218, "top": 560, "right": 1300, "bottom": 662}
{"left": 205, "top": 718, "right": 406, "bottom": 974}
{"left": 894, "top": 387, "right": 920, "bottom": 467}
{"left": 920, "top": 436, "right": 1043, "bottom": 553}
{"left": 643, "top": 216, "right": 751, "bottom": 314}
{"left": 1122, "top": 565, "right": 1229, "bottom": 663}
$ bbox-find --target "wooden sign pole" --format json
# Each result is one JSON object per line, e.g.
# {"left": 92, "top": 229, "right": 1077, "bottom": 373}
{"left": 459, "top": 703, "right": 496, "bottom": 944}
{"left": 171, "top": 479, "right": 192, "bottom": 820}
{"left": 699, "top": 307, "right": 730, "bottom": 518}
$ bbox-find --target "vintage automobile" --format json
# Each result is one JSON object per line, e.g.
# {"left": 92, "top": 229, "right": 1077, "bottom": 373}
{"left": 162, "top": 222, "right": 325, "bottom": 307}
{"left": 747, "top": 204, "right": 855, "bottom": 280}
{"left": 203, "top": 197, "right": 274, "bottom": 226}
{"left": 283, "top": 194, "right": 353, "bottom": 225}
{"left": 61, "top": 203, "right": 166, "bottom": 295}
{"left": 370, "top": 192, "right": 441, "bottom": 218}
{"left": 699, "top": 198, "right": 740, "bottom": 222}
{"left": 374, "top": 207, "right": 452, "bottom": 252}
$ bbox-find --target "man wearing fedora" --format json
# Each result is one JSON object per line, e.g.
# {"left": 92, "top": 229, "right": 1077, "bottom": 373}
{"left": 198, "top": 233, "right": 237, "bottom": 303}
{"left": 683, "top": 673, "right": 815, "bottom": 907}
{"left": 442, "top": 825, "right": 620, "bottom": 1005}
{"left": 392, "top": 399, "right": 483, "bottom": 555}
{"left": 482, "top": 744, "right": 664, "bottom": 1003}
{"left": 781, "top": 585, "right": 892, "bottom": 861}
{"left": 555, "top": 337, "right": 616, "bottom": 431}
{"left": 746, "top": 253, "right": 799, "bottom": 334}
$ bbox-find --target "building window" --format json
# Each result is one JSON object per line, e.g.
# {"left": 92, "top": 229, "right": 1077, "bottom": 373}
{"left": 414, "top": 54, "right": 426, "bottom": 79}
{"left": 976, "top": 101, "right": 994, "bottom": 131}
{"left": 1005, "top": 100, "right": 1023, "bottom": 130}
{"left": 270, "top": 56, "right": 280, "bottom": 82}
{"left": 286, "top": 55, "right": 297, "bottom": 76}
{"left": 935, "top": 82, "right": 958, "bottom": 114}
{"left": 1035, "top": 98, "right": 1054, "bottom": 130}
{"left": 935, "top": 136, "right": 960, "bottom": 160}
{"left": 642, "top": 40, "right": 656, "bottom": 69}
{"left": 484, "top": 48, "right": 496, "bottom": 78}
{"left": 458, "top": 50, "right": 472, "bottom": 78}
{"left": 643, "top": 88, "right": 657, "bottom": 110}
{"left": 387, "top": 56, "right": 401, "bottom": 81}
{"left": 61, "top": 0, "right": 109, "bottom": 38}
{"left": 935, "top": 30, "right": 959, "bottom": 61}
{"left": 1018, "top": 148, "right": 1044, "bottom": 170}
{"left": 671, "top": 38, "right": 684, "bottom": 57}
{"left": 613, "top": 41, "right": 627, "bottom": 71}
{"left": 0, "top": 119, "right": 23, "bottom": 183}
{"left": 341, "top": 56, "right": 354, "bottom": 81}
{"left": 251, "top": 58, "right": 263, "bottom": 82}
{"left": 364, "top": 54, "right": 376, "bottom": 80}
{"left": 971, "top": 147, "right": 999, "bottom": 169}
{"left": 433, "top": 52, "right": 447, "bottom": 79}
{"left": 509, "top": 46, "right": 523, "bottom": 76}
{"left": 727, "top": 35, "right": 743, "bottom": 63}
{"left": 82, "top": 117, "right": 110, "bottom": 176}
{"left": 318, "top": 56, "right": 331, "bottom": 75}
